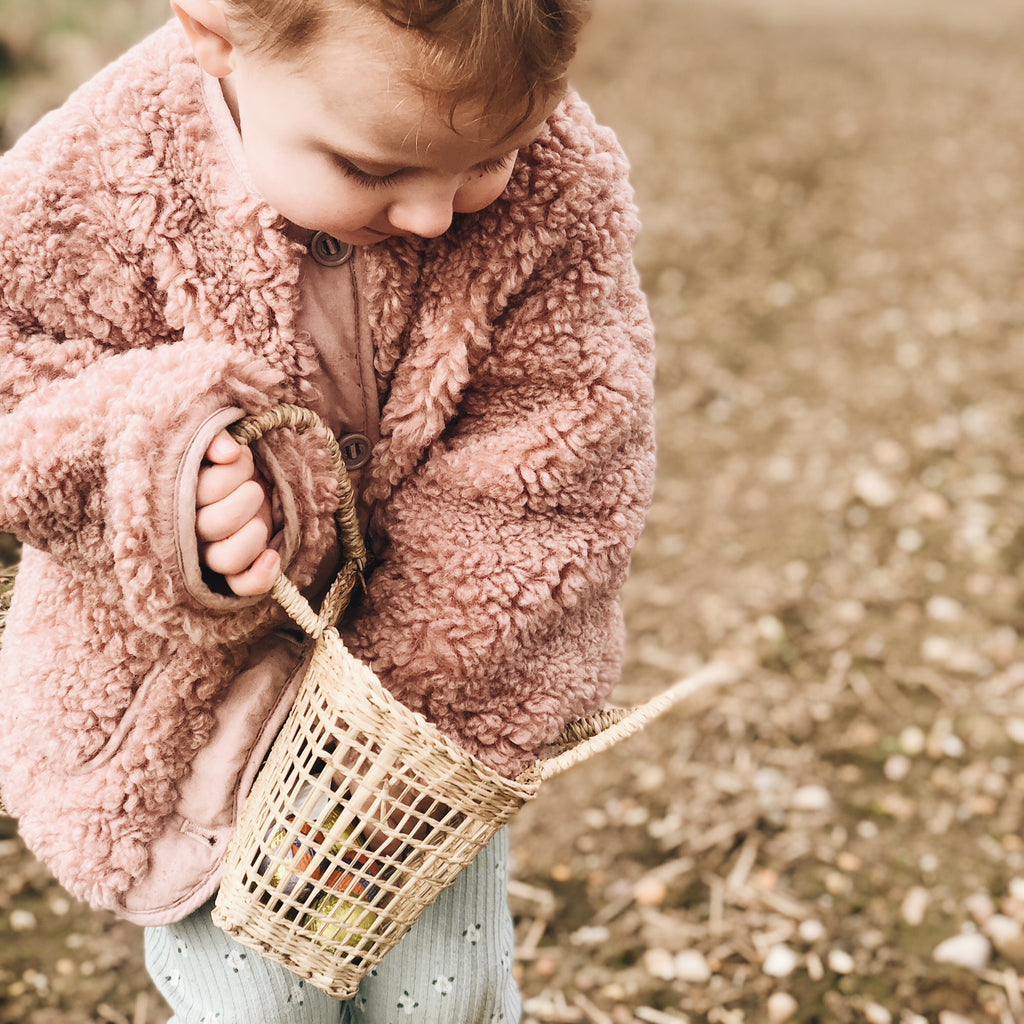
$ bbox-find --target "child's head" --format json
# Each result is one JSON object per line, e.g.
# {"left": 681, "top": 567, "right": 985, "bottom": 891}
{"left": 173, "top": 0, "right": 590, "bottom": 244}
{"left": 222, "top": 1, "right": 590, "bottom": 134}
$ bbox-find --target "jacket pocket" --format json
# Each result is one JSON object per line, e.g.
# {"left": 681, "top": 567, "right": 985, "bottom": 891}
{"left": 69, "top": 660, "right": 166, "bottom": 776}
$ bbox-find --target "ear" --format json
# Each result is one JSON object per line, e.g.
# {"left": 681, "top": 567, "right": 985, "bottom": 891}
{"left": 172, "top": 0, "right": 236, "bottom": 78}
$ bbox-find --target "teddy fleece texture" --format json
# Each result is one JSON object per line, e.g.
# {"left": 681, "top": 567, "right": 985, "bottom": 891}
{"left": 0, "top": 22, "right": 655, "bottom": 920}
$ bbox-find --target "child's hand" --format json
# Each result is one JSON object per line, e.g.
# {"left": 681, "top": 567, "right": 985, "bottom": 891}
{"left": 196, "top": 430, "right": 280, "bottom": 596}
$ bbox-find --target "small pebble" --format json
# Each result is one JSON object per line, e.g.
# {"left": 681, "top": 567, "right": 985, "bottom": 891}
{"left": 570, "top": 925, "right": 610, "bottom": 947}
{"left": 932, "top": 932, "right": 991, "bottom": 971}
{"left": 941, "top": 734, "right": 966, "bottom": 758}
{"left": 598, "top": 982, "right": 629, "bottom": 1003}
{"left": 901, "top": 887, "right": 930, "bottom": 927}
{"left": 856, "top": 819, "right": 879, "bottom": 840}
{"left": 47, "top": 896, "right": 71, "bottom": 917}
{"left": 674, "top": 950, "right": 712, "bottom": 983}
{"left": 926, "top": 720, "right": 957, "bottom": 759}
{"left": 864, "top": 1003, "right": 892, "bottom": 1024}
{"left": 899, "top": 725, "right": 927, "bottom": 755}
{"left": 984, "top": 913, "right": 1021, "bottom": 942}
{"left": 806, "top": 951, "right": 824, "bottom": 981}
{"left": 896, "top": 527, "right": 924, "bottom": 552}
{"left": 926, "top": 596, "right": 963, "bottom": 622}
{"left": 854, "top": 467, "right": 897, "bottom": 507}
{"left": 535, "top": 956, "right": 559, "bottom": 978}
{"left": 983, "top": 915, "right": 1024, "bottom": 965}
{"left": 836, "top": 851, "right": 861, "bottom": 872}
{"left": 757, "top": 614, "right": 785, "bottom": 642}
{"left": 825, "top": 870, "right": 852, "bottom": 895}
{"left": 913, "top": 491, "right": 949, "bottom": 519}
{"left": 633, "top": 875, "right": 669, "bottom": 907}
{"left": 938, "top": 1014, "right": 974, "bottom": 1024}
{"left": 642, "top": 948, "right": 677, "bottom": 981}
{"left": 24, "top": 970, "right": 48, "bottom": 994}
{"left": 9, "top": 909, "right": 37, "bottom": 932}
{"left": 767, "top": 992, "right": 799, "bottom": 1023}
{"left": 827, "top": 948, "right": 855, "bottom": 974}
{"left": 884, "top": 753, "right": 911, "bottom": 781}
{"left": 921, "top": 635, "right": 953, "bottom": 664}
{"left": 798, "top": 918, "right": 826, "bottom": 943}
{"left": 753, "top": 766, "right": 787, "bottom": 796}
{"left": 790, "top": 785, "right": 831, "bottom": 811}
{"left": 763, "top": 944, "right": 799, "bottom": 978}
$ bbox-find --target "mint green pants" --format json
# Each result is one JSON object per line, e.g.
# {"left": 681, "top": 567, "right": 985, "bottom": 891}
{"left": 145, "top": 830, "right": 520, "bottom": 1023}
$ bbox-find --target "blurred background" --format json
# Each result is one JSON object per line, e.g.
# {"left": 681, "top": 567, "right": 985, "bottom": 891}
{"left": 4, "top": 1, "right": 1024, "bottom": 1021}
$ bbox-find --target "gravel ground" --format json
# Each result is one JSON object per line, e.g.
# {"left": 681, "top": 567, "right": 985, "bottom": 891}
{"left": 4, "top": 1, "right": 1024, "bottom": 1021}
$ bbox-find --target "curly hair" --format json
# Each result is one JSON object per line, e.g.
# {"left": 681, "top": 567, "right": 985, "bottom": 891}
{"left": 223, "top": 0, "right": 591, "bottom": 131}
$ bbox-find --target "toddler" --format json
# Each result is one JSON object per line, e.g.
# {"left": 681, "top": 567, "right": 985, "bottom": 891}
{"left": 0, "top": 0, "right": 655, "bottom": 1020}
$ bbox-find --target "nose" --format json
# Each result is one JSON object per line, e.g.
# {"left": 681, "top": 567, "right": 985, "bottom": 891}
{"left": 386, "top": 185, "right": 457, "bottom": 239}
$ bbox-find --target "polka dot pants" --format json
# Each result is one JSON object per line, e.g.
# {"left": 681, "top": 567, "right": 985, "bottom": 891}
{"left": 145, "top": 830, "right": 521, "bottom": 1024}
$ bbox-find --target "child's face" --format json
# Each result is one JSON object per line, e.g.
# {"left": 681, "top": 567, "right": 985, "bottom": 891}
{"left": 215, "top": 14, "right": 558, "bottom": 245}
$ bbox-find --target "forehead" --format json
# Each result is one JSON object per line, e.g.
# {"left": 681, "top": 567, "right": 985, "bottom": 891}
{"left": 283, "top": 5, "right": 549, "bottom": 147}
{"left": 262, "top": 15, "right": 553, "bottom": 161}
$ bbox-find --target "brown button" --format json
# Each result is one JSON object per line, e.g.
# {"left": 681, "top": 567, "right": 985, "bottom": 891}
{"left": 338, "top": 433, "right": 372, "bottom": 470}
{"left": 310, "top": 232, "right": 354, "bottom": 267}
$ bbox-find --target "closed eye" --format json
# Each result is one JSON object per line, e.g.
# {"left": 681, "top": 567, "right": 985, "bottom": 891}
{"left": 334, "top": 150, "right": 517, "bottom": 191}
{"left": 471, "top": 151, "right": 518, "bottom": 175}
{"left": 334, "top": 157, "right": 404, "bottom": 190}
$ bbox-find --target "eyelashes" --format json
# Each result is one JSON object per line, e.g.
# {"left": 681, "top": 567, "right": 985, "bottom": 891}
{"left": 335, "top": 151, "right": 516, "bottom": 190}
{"left": 472, "top": 152, "right": 518, "bottom": 176}
{"left": 335, "top": 160, "right": 403, "bottom": 190}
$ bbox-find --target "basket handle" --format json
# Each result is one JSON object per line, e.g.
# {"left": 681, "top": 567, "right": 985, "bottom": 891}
{"left": 228, "top": 404, "right": 368, "bottom": 636}
{"left": 534, "top": 661, "right": 741, "bottom": 782}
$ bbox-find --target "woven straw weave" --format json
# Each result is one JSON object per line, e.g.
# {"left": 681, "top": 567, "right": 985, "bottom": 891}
{"left": 209, "top": 405, "right": 737, "bottom": 998}
{"left": 0, "top": 564, "right": 16, "bottom": 814}
{"left": 0, "top": 564, "right": 16, "bottom": 651}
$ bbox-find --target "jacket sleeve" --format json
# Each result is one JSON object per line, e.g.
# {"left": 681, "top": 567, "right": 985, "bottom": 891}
{"left": 347, "top": 98, "right": 656, "bottom": 778}
{"left": 0, "top": 85, "right": 336, "bottom": 646}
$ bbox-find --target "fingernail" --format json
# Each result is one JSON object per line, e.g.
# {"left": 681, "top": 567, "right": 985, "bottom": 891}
{"left": 213, "top": 434, "right": 240, "bottom": 458}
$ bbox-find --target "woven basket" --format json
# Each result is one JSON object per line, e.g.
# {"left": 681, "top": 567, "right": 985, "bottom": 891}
{"left": 0, "top": 563, "right": 16, "bottom": 652}
{"left": 211, "top": 405, "right": 737, "bottom": 998}
{"left": 0, "top": 563, "right": 17, "bottom": 814}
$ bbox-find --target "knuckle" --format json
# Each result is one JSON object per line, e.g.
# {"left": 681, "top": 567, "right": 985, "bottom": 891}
{"left": 240, "top": 478, "right": 267, "bottom": 508}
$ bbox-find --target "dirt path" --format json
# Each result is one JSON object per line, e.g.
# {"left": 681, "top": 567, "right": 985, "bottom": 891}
{"left": 4, "top": 1, "right": 1024, "bottom": 1021}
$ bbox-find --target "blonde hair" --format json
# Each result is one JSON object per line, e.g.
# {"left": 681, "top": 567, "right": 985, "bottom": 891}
{"left": 224, "top": 0, "right": 590, "bottom": 132}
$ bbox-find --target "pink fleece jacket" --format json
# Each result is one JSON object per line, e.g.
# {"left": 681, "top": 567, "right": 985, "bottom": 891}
{"left": 0, "top": 23, "right": 655, "bottom": 922}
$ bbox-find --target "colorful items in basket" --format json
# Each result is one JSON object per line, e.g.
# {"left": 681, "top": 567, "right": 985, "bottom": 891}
{"left": 257, "top": 804, "right": 383, "bottom": 948}
{"left": 305, "top": 886, "right": 379, "bottom": 952}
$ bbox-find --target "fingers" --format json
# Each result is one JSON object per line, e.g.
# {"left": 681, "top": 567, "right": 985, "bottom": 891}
{"left": 200, "top": 509, "right": 271, "bottom": 573}
{"left": 197, "top": 433, "right": 256, "bottom": 508}
{"left": 223, "top": 548, "right": 281, "bottom": 598}
{"left": 197, "top": 429, "right": 278, "bottom": 596}
{"left": 201, "top": 513, "right": 280, "bottom": 596}
{"left": 195, "top": 478, "right": 267, "bottom": 542}
{"left": 205, "top": 429, "right": 248, "bottom": 465}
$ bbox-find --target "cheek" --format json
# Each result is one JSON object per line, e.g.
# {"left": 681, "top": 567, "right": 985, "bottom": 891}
{"left": 453, "top": 170, "right": 515, "bottom": 214}
{"left": 249, "top": 155, "right": 378, "bottom": 229}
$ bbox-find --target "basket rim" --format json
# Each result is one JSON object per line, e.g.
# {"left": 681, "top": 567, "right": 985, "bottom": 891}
{"left": 312, "top": 627, "right": 544, "bottom": 797}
